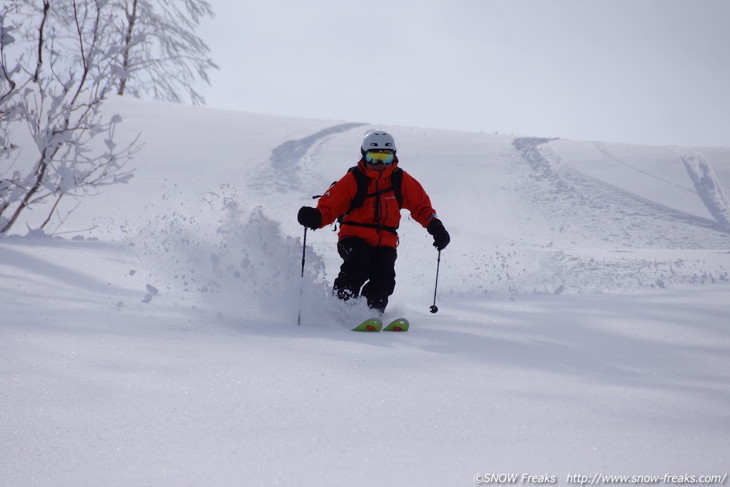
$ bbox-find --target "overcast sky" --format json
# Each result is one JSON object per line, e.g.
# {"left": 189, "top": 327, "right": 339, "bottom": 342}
{"left": 196, "top": 0, "right": 730, "bottom": 147}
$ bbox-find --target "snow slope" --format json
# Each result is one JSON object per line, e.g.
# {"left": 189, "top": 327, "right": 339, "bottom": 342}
{"left": 1, "top": 96, "right": 729, "bottom": 486}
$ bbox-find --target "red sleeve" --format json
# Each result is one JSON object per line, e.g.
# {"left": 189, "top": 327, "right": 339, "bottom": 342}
{"left": 401, "top": 170, "right": 438, "bottom": 228}
{"left": 315, "top": 172, "right": 358, "bottom": 227}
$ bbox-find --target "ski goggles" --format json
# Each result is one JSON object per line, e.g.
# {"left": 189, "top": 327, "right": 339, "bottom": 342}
{"left": 365, "top": 150, "right": 395, "bottom": 165}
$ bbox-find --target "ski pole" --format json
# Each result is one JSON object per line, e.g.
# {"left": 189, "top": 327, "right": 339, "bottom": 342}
{"left": 297, "top": 227, "right": 308, "bottom": 325}
{"left": 430, "top": 250, "right": 441, "bottom": 313}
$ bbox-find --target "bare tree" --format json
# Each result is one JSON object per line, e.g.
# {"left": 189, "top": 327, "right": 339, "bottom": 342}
{"left": 113, "top": 0, "right": 218, "bottom": 105}
{"left": 1, "top": 2, "right": 25, "bottom": 222}
{"left": 0, "top": 0, "right": 139, "bottom": 235}
{"left": 1, "top": 4, "right": 19, "bottom": 153}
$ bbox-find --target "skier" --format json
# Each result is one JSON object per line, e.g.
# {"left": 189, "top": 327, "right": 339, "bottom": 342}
{"left": 297, "top": 130, "right": 450, "bottom": 315}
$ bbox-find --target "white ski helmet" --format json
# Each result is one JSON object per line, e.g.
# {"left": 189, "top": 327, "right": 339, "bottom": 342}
{"left": 361, "top": 131, "right": 396, "bottom": 153}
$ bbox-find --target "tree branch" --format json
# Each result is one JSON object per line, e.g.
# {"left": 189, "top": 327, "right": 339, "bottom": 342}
{"left": 32, "top": 0, "right": 50, "bottom": 83}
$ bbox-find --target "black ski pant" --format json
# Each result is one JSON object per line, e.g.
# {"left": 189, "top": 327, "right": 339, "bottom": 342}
{"left": 333, "top": 237, "right": 396, "bottom": 313}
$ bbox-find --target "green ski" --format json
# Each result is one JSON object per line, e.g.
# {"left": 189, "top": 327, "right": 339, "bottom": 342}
{"left": 383, "top": 318, "right": 409, "bottom": 332}
{"left": 352, "top": 318, "right": 382, "bottom": 332}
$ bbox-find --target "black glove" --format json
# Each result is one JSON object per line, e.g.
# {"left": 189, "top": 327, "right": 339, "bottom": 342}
{"left": 298, "top": 206, "right": 322, "bottom": 230}
{"left": 427, "top": 218, "right": 450, "bottom": 251}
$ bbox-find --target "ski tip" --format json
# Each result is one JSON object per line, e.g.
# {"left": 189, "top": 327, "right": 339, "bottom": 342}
{"left": 352, "top": 318, "right": 383, "bottom": 332}
{"left": 383, "top": 318, "right": 409, "bottom": 332}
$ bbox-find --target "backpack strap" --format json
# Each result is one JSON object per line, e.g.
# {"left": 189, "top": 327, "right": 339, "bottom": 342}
{"left": 346, "top": 166, "right": 369, "bottom": 215}
{"left": 390, "top": 167, "right": 403, "bottom": 208}
{"left": 339, "top": 220, "right": 399, "bottom": 234}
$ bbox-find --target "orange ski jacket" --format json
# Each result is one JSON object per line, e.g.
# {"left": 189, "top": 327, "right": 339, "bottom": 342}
{"left": 315, "top": 159, "right": 438, "bottom": 248}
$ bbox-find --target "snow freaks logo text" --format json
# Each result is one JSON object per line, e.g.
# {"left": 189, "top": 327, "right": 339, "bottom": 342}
{"left": 474, "top": 473, "right": 558, "bottom": 484}
{"left": 473, "top": 474, "right": 729, "bottom": 486}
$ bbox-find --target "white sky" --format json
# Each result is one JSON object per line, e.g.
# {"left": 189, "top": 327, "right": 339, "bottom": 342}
{"left": 196, "top": 0, "right": 730, "bottom": 147}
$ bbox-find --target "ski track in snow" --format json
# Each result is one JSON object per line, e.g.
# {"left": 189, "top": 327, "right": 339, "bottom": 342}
{"left": 680, "top": 150, "right": 730, "bottom": 227}
{"left": 506, "top": 137, "right": 730, "bottom": 293}
{"left": 269, "top": 122, "right": 367, "bottom": 169}
{"left": 513, "top": 137, "right": 729, "bottom": 242}
{"left": 250, "top": 122, "right": 367, "bottom": 194}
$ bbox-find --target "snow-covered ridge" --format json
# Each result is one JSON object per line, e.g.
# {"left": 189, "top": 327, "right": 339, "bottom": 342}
{"left": 4, "top": 96, "right": 730, "bottom": 312}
